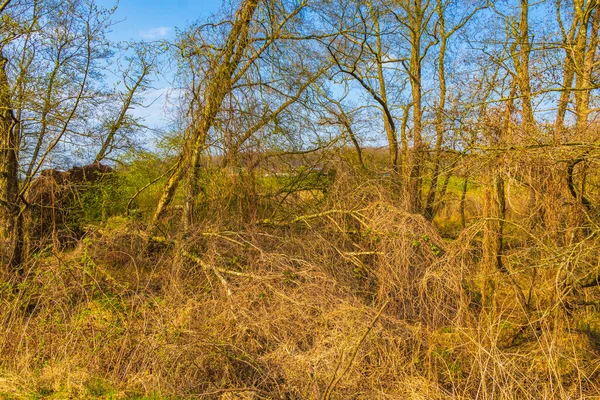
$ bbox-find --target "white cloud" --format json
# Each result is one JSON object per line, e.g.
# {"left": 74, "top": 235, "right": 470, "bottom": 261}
{"left": 131, "top": 87, "right": 184, "bottom": 129}
{"left": 139, "top": 26, "right": 170, "bottom": 40}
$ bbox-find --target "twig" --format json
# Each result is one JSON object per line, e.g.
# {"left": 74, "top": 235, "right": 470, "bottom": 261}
{"left": 343, "top": 251, "right": 384, "bottom": 256}
{"left": 322, "top": 301, "right": 388, "bottom": 400}
{"left": 199, "top": 387, "right": 273, "bottom": 399}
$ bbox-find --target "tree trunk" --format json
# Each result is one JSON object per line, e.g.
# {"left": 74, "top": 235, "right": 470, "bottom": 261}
{"left": 577, "top": 5, "right": 599, "bottom": 129}
{"left": 340, "top": 115, "right": 365, "bottom": 170}
{"left": 517, "top": 0, "right": 535, "bottom": 130}
{"left": 148, "top": 156, "right": 186, "bottom": 234}
{"left": 375, "top": 21, "right": 397, "bottom": 169}
{"left": 573, "top": 0, "right": 596, "bottom": 130}
{"left": 424, "top": 0, "right": 448, "bottom": 220}
{"left": 182, "top": 0, "right": 258, "bottom": 229}
{"left": 400, "top": 103, "right": 411, "bottom": 179}
{"left": 149, "top": 0, "right": 258, "bottom": 233}
{"left": 554, "top": 8, "right": 578, "bottom": 135}
{"left": 460, "top": 176, "right": 468, "bottom": 228}
{"left": 0, "top": 54, "right": 21, "bottom": 272}
{"left": 369, "top": 1, "right": 398, "bottom": 170}
{"left": 406, "top": 1, "right": 424, "bottom": 214}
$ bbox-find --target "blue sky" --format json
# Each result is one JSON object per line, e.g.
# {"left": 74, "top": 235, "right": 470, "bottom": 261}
{"left": 96, "top": 0, "right": 224, "bottom": 132}
{"left": 98, "top": 0, "right": 221, "bottom": 42}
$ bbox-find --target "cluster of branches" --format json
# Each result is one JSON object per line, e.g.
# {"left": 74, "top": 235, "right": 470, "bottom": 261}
{"left": 0, "top": 0, "right": 157, "bottom": 270}
{"left": 2, "top": 0, "right": 600, "bottom": 273}
{"left": 147, "top": 0, "right": 600, "bottom": 227}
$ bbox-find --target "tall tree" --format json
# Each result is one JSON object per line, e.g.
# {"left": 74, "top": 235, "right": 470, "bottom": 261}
{"left": 150, "top": 0, "right": 327, "bottom": 232}
{"left": 324, "top": 0, "right": 402, "bottom": 170}
{"left": 0, "top": 53, "right": 19, "bottom": 269}
{"left": 423, "top": 0, "right": 484, "bottom": 220}
{"left": 0, "top": 0, "right": 152, "bottom": 272}
{"left": 393, "top": 0, "right": 436, "bottom": 213}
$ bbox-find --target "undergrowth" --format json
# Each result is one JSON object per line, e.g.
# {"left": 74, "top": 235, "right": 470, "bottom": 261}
{"left": 1, "top": 166, "right": 600, "bottom": 399}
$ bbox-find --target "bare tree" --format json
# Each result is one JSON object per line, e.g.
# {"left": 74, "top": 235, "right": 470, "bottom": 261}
{"left": 0, "top": 0, "right": 152, "bottom": 272}
{"left": 323, "top": 1, "right": 401, "bottom": 170}
{"left": 150, "top": 0, "right": 332, "bottom": 232}
{"left": 423, "top": 0, "right": 485, "bottom": 220}
{"left": 95, "top": 43, "right": 157, "bottom": 162}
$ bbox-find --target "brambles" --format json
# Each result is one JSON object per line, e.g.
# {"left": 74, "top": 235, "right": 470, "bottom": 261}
{"left": 1, "top": 0, "right": 600, "bottom": 398}
{"left": 2, "top": 160, "right": 599, "bottom": 397}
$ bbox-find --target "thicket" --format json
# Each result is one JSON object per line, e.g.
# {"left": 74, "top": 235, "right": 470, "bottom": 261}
{"left": 1, "top": 0, "right": 600, "bottom": 399}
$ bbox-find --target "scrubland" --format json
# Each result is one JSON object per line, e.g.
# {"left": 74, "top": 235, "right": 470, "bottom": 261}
{"left": 1, "top": 148, "right": 599, "bottom": 400}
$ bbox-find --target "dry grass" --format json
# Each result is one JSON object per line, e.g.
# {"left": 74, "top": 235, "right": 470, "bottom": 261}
{"left": 1, "top": 165, "right": 600, "bottom": 399}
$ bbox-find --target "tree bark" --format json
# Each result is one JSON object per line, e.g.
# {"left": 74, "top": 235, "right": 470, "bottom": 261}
{"left": 573, "top": 0, "right": 597, "bottom": 130}
{"left": 182, "top": 0, "right": 258, "bottom": 229}
{"left": 0, "top": 54, "right": 21, "bottom": 271}
{"left": 577, "top": 5, "right": 599, "bottom": 129}
{"left": 149, "top": 0, "right": 258, "bottom": 233}
{"left": 554, "top": 3, "right": 578, "bottom": 134}
{"left": 517, "top": 0, "right": 535, "bottom": 130}
{"left": 406, "top": 0, "right": 425, "bottom": 214}
{"left": 424, "top": 0, "right": 448, "bottom": 220}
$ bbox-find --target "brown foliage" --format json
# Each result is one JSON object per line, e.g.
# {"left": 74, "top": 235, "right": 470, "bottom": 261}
{"left": 1, "top": 161, "right": 600, "bottom": 398}
{"left": 26, "top": 162, "right": 114, "bottom": 250}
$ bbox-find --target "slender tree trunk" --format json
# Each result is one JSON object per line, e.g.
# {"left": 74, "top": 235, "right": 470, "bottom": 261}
{"left": 481, "top": 183, "right": 497, "bottom": 310}
{"left": 460, "top": 176, "right": 468, "bottom": 229}
{"left": 554, "top": 9, "right": 578, "bottom": 135}
{"left": 555, "top": 66, "right": 574, "bottom": 135}
{"left": 424, "top": 0, "right": 480, "bottom": 220}
{"left": 517, "top": 0, "right": 534, "bottom": 130}
{"left": 513, "top": 1, "right": 546, "bottom": 234}
{"left": 577, "top": 5, "right": 599, "bottom": 129}
{"left": 495, "top": 175, "right": 506, "bottom": 272}
{"left": 374, "top": 14, "right": 398, "bottom": 169}
{"left": 483, "top": 77, "right": 515, "bottom": 277}
{"left": 407, "top": 2, "right": 424, "bottom": 214}
{"left": 0, "top": 54, "right": 21, "bottom": 272}
{"left": 400, "top": 103, "right": 411, "bottom": 178}
{"left": 341, "top": 117, "right": 365, "bottom": 170}
{"left": 424, "top": 0, "right": 447, "bottom": 220}
{"left": 148, "top": 156, "right": 186, "bottom": 234}
{"left": 573, "top": 0, "right": 596, "bottom": 130}
{"left": 95, "top": 66, "right": 148, "bottom": 162}
{"left": 367, "top": 1, "right": 398, "bottom": 169}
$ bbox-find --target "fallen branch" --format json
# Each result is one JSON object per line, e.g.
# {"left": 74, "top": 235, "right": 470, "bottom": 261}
{"left": 260, "top": 208, "right": 366, "bottom": 227}
{"left": 182, "top": 250, "right": 234, "bottom": 298}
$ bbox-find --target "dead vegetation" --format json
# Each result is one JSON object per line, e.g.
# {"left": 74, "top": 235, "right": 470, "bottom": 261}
{"left": 1, "top": 163, "right": 600, "bottom": 399}
{"left": 25, "top": 162, "right": 115, "bottom": 251}
{"left": 2, "top": 0, "right": 600, "bottom": 398}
